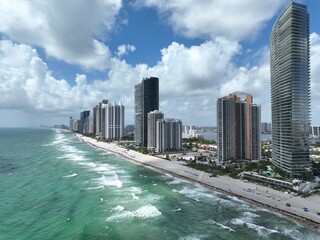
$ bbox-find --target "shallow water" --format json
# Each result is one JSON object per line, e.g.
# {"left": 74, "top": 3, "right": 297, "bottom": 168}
{"left": 0, "top": 128, "right": 319, "bottom": 240}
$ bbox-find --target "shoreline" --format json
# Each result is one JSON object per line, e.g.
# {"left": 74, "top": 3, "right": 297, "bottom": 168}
{"left": 76, "top": 134, "right": 320, "bottom": 232}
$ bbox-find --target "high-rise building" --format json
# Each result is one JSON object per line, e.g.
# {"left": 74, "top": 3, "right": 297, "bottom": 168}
{"left": 83, "top": 115, "right": 93, "bottom": 134}
{"left": 148, "top": 110, "right": 164, "bottom": 150}
{"left": 92, "top": 105, "right": 99, "bottom": 135}
{"left": 102, "top": 101, "right": 125, "bottom": 140}
{"left": 69, "top": 116, "right": 73, "bottom": 131}
{"left": 270, "top": 2, "right": 312, "bottom": 177}
{"left": 134, "top": 77, "right": 159, "bottom": 146}
{"left": 261, "top": 122, "right": 272, "bottom": 134}
{"left": 217, "top": 93, "right": 261, "bottom": 162}
{"left": 311, "top": 126, "right": 320, "bottom": 138}
{"left": 79, "top": 111, "right": 90, "bottom": 133}
{"left": 93, "top": 99, "right": 109, "bottom": 136}
{"left": 156, "top": 118, "right": 182, "bottom": 152}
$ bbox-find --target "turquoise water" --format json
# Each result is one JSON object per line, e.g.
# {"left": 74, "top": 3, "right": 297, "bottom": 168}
{"left": 0, "top": 128, "right": 319, "bottom": 240}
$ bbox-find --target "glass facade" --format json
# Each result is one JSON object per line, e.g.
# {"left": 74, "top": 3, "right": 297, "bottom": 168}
{"left": 134, "top": 77, "right": 159, "bottom": 146}
{"left": 270, "top": 2, "right": 312, "bottom": 176}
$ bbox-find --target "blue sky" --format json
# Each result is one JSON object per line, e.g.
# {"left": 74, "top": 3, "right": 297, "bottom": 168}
{"left": 0, "top": 0, "right": 320, "bottom": 127}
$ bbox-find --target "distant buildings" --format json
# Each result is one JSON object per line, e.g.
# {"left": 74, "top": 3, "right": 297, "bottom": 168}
{"left": 270, "top": 2, "right": 312, "bottom": 177}
{"left": 217, "top": 93, "right": 261, "bottom": 162}
{"left": 261, "top": 122, "right": 272, "bottom": 134}
{"left": 70, "top": 99, "right": 124, "bottom": 140}
{"left": 182, "top": 126, "right": 203, "bottom": 138}
{"left": 134, "top": 77, "right": 159, "bottom": 146}
{"left": 311, "top": 126, "right": 320, "bottom": 138}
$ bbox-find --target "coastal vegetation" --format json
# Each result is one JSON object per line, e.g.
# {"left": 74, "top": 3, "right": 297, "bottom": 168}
{"left": 182, "top": 137, "right": 216, "bottom": 149}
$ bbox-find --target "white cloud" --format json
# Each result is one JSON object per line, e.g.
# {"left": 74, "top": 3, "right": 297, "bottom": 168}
{"left": 310, "top": 33, "right": 320, "bottom": 125}
{"left": 1, "top": 30, "right": 320, "bottom": 126}
{"left": 135, "top": 0, "right": 285, "bottom": 41}
{"left": 0, "top": 0, "right": 122, "bottom": 70}
{"left": 149, "top": 38, "right": 241, "bottom": 96}
{"left": 116, "top": 44, "right": 136, "bottom": 57}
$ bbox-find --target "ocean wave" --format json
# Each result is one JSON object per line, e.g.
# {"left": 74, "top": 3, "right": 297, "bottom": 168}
{"left": 178, "top": 186, "right": 220, "bottom": 203}
{"left": 245, "top": 222, "right": 278, "bottom": 236}
{"left": 62, "top": 153, "right": 87, "bottom": 162}
{"left": 230, "top": 218, "right": 278, "bottom": 236}
{"left": 93, "top": 163, "right": 113, "bottom": 172}
{"left": 171, "top": 207, "right": 181, "bottom": 212}
{"left": 113, "top": 205, "right": 125, "bottom": 212}
{"left": 178, "top": 234, "right": 205, "bottom": 240}
{"left": 130, "top": 193, "right": 139, "bottom": 200}
{"left": 133, "top": 205, "right": 161, "bottom": 219}
{"left": 128, "top": 186, "right": 144, "bottom": 194}
{"left": 106, "top": 204, "right": 161, "bottom": 222}
{"left": 79, "top": 162, "right": 97, "bottom": 168}
{"left": 99, "top": 172, "right": 123, "bottom": 188}
{"left": 167, "top": 178, "right": 189, "bottom": 185}
{"left": 204, "top": 219, "right": 235, "bottom": 232}
{"left": 85, "top": 185, "right": 105, "bottom": 190}
{"left": 63, "top": 172, "right": 78, "bottom": 178}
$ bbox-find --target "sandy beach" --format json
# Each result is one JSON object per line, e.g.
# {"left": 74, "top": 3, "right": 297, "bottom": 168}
{"left": 76, "top": 134, "right": 320, "bottom": 231}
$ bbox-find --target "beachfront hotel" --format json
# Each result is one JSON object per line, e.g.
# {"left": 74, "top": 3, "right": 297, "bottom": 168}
{"left": 270, "top": 2, "right": 312, "bottom": 177}
{"left": 134, "top": 77, "right": 159, "bottom": 146}
{"left": 156, "top": 118, "right": 182, "bottom": 153}
{"left": 101, "top": 101, "right": 125, "bottom": 140}
{"left": 93, "top": 99, "right": 109, "bottom": 136}
{"left": 147, "top": 110, "right": 164, "bottom": 151}
{"left": 217, "top": 93, "right": 261, "bottom": 162}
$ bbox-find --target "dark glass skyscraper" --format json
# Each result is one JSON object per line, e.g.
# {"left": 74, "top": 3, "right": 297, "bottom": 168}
{"left": 134, "top": 77, "right": 159, "bottom": 146}
{"left": 270, "top": 2, "right": 312, "bottom": 177}
{"left": 79, "top": 110, "right": 90, "bottom": 133}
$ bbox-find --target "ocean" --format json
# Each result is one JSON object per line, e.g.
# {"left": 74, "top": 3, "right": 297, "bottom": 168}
{"left": 0, "top": 128, "right": 319, "bottom": 240}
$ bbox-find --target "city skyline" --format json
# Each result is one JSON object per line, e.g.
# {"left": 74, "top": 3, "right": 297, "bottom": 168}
{"left": 0, "top": 1, "right": 320, "bottom": 127}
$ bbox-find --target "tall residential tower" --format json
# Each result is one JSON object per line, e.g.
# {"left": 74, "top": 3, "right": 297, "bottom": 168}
{"left": 217, "top": 93, "right": 261, "bottom": 162}
{"left": 134, "top": 77, "right": 159, "bottom": 146}
{"left": 270, "top": 2, "right": 312, "bottom": 177}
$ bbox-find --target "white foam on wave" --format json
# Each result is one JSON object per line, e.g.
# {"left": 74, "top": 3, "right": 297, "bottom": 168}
{"left": 128, "top": 186, "right": 144, "bottom": 194}
{"left": 167, "top": 178, "right": 189, "bottom": 185}
{"left": 204, "top": 219, "right": 235, "bottom": 232}
{"left": 281, "top": 228, "right": 309, "bottom": 240}
{"left": 133, "top": 205, "right": 161, "bottom": 219}
{"left": 171, "top": 207, "right": 181, "bottom": 212}
{"left": 106, "top": 211, "right": 135, "bottom": 222}
{"left": 178, "top": 234, "right": 205, "bottom": 240}
{"left": 245, "top": 222, "right": 278, "bottom": 236}
{"left": 85, "top": 185, "right": 105, "bottom": 190}
{"left": 79, "top": 162, "right": 96, "bottom": 168}
{"left": 230, "top": 218, "right": 278, "bottom": 236}
{"left": 227, "top": 195, "right": 245, "bottom": 203}
{"left": 106, "top": 204, "right": 161, "bottom": 222}
{"left": 113, "top": 205, "right": 125, "bottom": 212}
{"left": 62, "top": 153, "right": 87, "bottom": 162}
{"left": 230, "top": 211, "right": 259, "bottom": 226}
{"left": 99, "top": 172, "right": 123, "bottom": 188}
{"left": 93, "top": 163, "right": 113, "bottom": 172}
{"left": 51, "top": 133, "right": 70, "bottom": 146}
{"left": 130, "top": 193, "right": 140, "bottom": 200}
{"left": 63, "top": 172, "right": 78, "bottom": 178}
{"left": 178, "top": 186, "right": 219, "bottom": 203}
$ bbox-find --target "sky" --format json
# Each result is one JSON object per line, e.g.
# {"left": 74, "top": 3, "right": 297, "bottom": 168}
{"left": 0, "top": 0, "right": 320, "bottom": 127}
